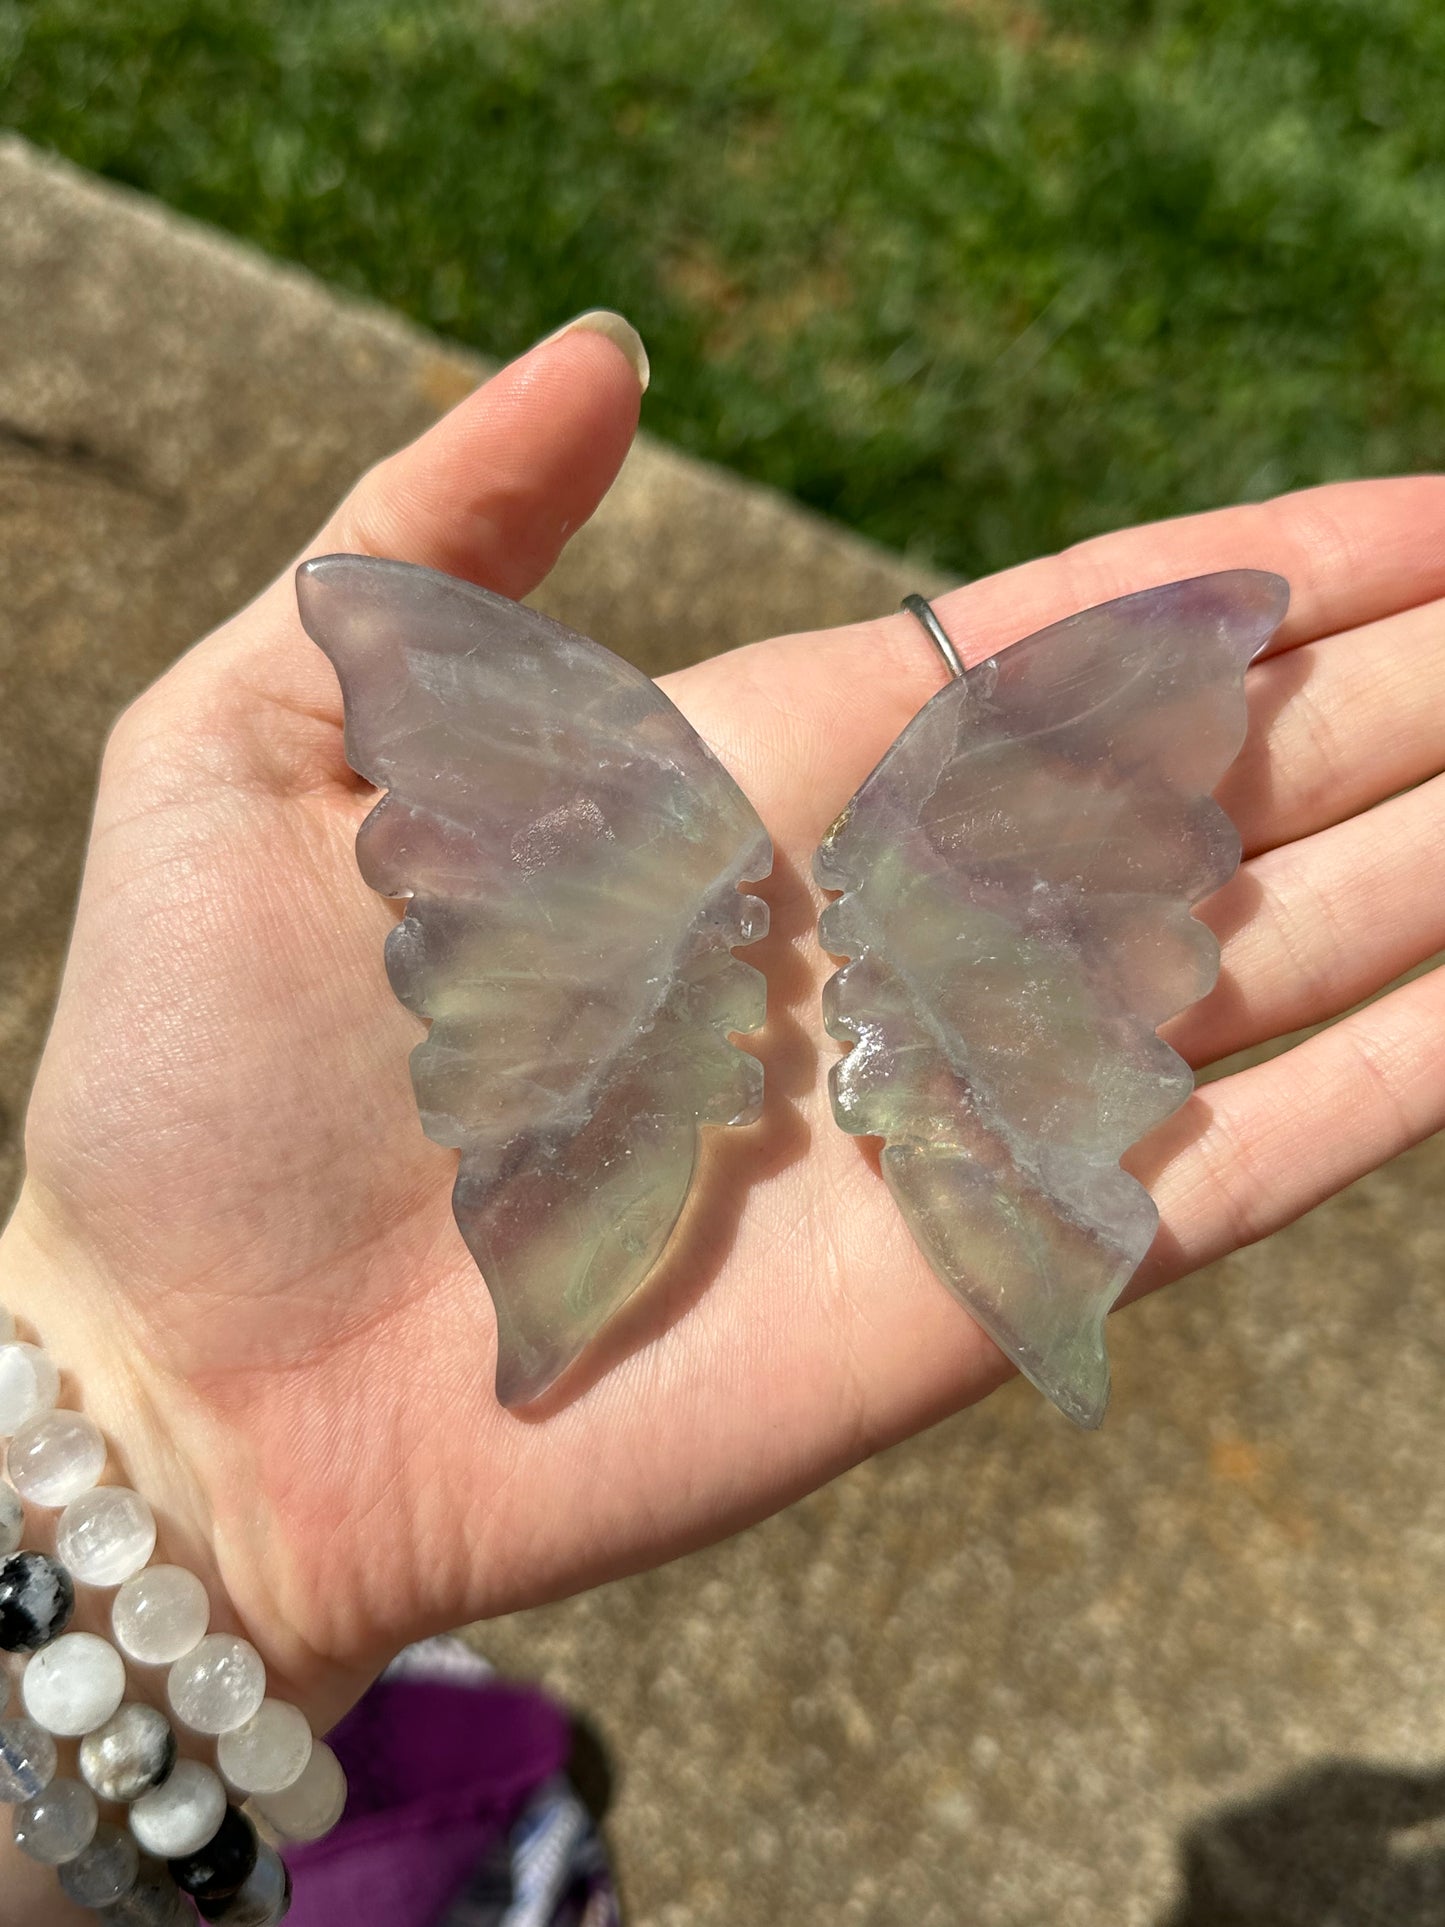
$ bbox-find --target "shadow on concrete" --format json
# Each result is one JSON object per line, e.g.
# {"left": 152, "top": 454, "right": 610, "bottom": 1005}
{"left": 1162, "top": 1759, "right": 1445, "bottom": 1926}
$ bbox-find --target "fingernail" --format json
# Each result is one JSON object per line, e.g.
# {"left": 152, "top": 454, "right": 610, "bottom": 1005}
{"left": 535, "top": 309, "right": 650, "bottom": 393}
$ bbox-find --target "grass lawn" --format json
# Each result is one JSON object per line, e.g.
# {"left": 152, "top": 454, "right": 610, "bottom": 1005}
{"left": 4, "top": 0, "right": 1445, "bottom": 580}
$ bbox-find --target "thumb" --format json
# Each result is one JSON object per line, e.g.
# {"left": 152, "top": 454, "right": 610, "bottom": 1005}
{"left": 132, "top": 312, "right": 649, "bottom": 771}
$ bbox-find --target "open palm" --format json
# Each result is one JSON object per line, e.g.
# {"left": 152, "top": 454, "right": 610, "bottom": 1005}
{"left": 6, "top": 326, "right": 1444, "bottom": 1732}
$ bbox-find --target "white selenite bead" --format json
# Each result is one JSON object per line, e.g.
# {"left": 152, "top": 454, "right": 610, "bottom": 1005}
{"left": 0, "top": 1483, "right": 22, "bottom": 1558}
{"left": 57, "top": 1819, "right": 140, "bottom": 1906}
{"left": 129, "top": 1757, "right": 226, "bottom": 1858}
{"left": 251, "top": 1737, "right": 346, "bottom": 1841}
{"left": 13, "top": 1775, "right": 98, "bottom": 1863}
{"left": 168, "top": 1632, "right": 266, "bottom": 1735}
{"left": 113, "top": 1564, "right": 210, "bottom": 1665}
{"left": 200, "top": 1841, "right": 291, "bottom": 1926}
{"left": 0, "top": 1345, "right": 60, "bottom": 1435}
{"left": 217, "top": 1697, "right": 313, "bottom": 1795}
{"left": 57, "top": 1487, "right": 157, "bottom": 1586}
{"left": 22, "top": 1632, "right": 127, "bottom": 1736}
{"left": 8, "top": 1409, "right": 106, "bottom": 1506}
{"left": 0, "top": 1714, "right": 57, "bottom": 1801}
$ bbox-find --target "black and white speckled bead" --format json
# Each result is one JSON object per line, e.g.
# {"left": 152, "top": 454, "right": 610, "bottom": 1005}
{"left": 0, "top": 1551, "right": 74, "bottom": 1653}
{"left": 169, "top": 1804, "right": 258, "bottom": 1901}
{"left": 79, "top": 1702, "right": 179, "bottom": 1804}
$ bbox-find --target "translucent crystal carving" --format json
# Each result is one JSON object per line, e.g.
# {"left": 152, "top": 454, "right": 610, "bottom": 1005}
{"left": 298, "top": 557, "right": 771, "bottom": 1405}
{"left": 816, "top": 571, "right": 1289, "bottom": 1427}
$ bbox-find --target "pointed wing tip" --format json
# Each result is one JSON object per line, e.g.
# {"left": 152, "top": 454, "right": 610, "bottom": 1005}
{"left": 297, "top": 550, "right": 459, "bottom": 624}
{"left": 1113, "top": 568, "right": 1289, "bottom": 643}
{"left": 1216, "top": 564, "right": 1291, "bottom": 625}
{"left": 1010, "top": 1325, "right": 1112, "bottom": 1430}
{"left": 295, "top": 550, "right": 369, "bottom": 593}
{"left": 1183, "top": 567, "right": 1291, "bottom": 659}
{"left": 294, "top": 552, "right": 377, "bottom": 654}
{"left": 1062, "top": 1382, "right": 1110, "bottom": 1431}
{"left": 493, "top": 1325, "right": 576, "bottom": 1409}
{"left": 1032, "top": 1358, "right": 1111, "bottom": 1430}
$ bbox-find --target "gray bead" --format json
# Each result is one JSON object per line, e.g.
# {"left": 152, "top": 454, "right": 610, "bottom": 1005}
{"left": 100, "top": 1864, "right": 191, "bottom": 1925}
{"left": 58, "top": 1821, "right": 140, "bottom": 1906}
{"left": 0, "top": 1715, "right": 56, "bottom": 1803}
{"left": 80, "top": 1702, "right": 177, "bottom": 1803}
{"left": 12, "top": 1775, "right": 97, "bottom": 1863}
{"left": 0, "top": 1484, "right": 22, "bottom": 1558}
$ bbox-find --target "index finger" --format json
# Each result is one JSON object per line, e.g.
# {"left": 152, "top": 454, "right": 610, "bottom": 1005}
{"left": 680, "top": 476, "right": 1445, "bottom": 836}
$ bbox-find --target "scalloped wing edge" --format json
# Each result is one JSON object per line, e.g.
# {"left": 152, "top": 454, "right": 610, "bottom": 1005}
{"left": 297, "top": 552, "right": 774, "bottom": 1408}
{"left": 816, "top": 569, "right": 1289, "bottom": 1428}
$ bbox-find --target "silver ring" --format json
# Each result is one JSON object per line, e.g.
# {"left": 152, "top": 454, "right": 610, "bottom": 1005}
{"left": 900, "top": 594, "right": 964, "bottom": 680}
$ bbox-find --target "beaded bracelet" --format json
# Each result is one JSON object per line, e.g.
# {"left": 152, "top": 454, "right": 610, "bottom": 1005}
{"left": 0, "top": 1305, "right": 345, "bottom": 1922}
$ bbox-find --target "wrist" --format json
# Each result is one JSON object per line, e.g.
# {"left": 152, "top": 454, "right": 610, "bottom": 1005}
{"left": 0, "top": 1184, "right": 214, "bottom": 1576}
{"left": 0, "top": 1185, "right": 368, "bottom": 1739}
{"left": 0, "top": 1187, "right": 357, "bottom": 1919}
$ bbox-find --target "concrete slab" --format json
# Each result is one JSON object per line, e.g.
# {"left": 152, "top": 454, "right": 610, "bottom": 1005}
{"left": 3, "top": 136, "right": 1444, "bottom": 1927}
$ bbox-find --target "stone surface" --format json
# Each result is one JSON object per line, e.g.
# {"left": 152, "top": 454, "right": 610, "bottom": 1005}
{"left": 299, "top": 556, "right": 771, "bottom": 1404}
{"left": 817, "top": 571, "right": 1287, "bottom": 1428}
{"left": 80, "top": 1703, "right": 179, "bottom": 1804}
{"left": 113, "top": 1565, "right": 210, "bottom": 1666}
{"left": 4, "top": 134, "right": 1445, "bottom": 1927}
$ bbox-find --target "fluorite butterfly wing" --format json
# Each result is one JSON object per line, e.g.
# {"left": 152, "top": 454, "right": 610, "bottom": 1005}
{"left": 298, "top": 556, "right": 771, "bottom": 1406}
{"left": 815, "top": 571, "right": 1289, "bottom": 1427}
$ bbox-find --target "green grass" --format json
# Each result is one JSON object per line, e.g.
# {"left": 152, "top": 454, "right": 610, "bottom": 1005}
{"left": 5, "top": 0, "right": 1445, "bottom": 579}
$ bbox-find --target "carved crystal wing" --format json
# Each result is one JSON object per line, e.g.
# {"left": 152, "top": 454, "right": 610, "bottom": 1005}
{"left": 298, "top": 556, "right": 771, "bottom": 1406}
{"left": 815, "top": 571, "right": 1289, "bottom": 1427}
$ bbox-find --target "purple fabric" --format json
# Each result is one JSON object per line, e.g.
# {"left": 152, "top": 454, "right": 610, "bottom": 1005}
{"left": 284, "top": 1677, "right": 574, "bottom": 1927}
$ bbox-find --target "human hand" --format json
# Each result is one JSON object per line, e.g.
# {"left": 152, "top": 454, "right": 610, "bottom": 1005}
{"left": 5, "top": 319, "right": 1443, "bottom": 1748}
